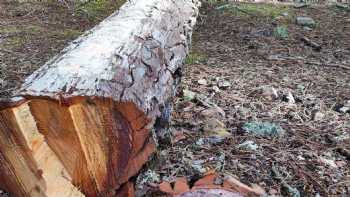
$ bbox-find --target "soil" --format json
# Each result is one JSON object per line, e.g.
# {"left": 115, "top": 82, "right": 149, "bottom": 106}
{"left": 0, "top": 0, "right": 124, "bottom": 98}
{"left": 1, "top": 1, "right": 350, "bottom": 197}
{"left": 142, "top": 2, "right": 350, "bottom": 197}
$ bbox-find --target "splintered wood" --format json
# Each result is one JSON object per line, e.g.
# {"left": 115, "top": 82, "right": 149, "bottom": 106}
{"left": 0, "top": 0, "right": 199, "bottom": 196}
{"left": 0, "top": 99, "right": 155, "bottom": 196}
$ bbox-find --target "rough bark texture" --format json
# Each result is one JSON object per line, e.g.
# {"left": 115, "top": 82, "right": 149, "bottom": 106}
{"left": 0, "top": 0, "right": 199, "bottom": 196}
{"left": 20, "top": 0, "right": 200, "bottom": 117}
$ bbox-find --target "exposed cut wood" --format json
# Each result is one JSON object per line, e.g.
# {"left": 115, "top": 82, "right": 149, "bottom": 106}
{"left": 0, "top": 0, "right": 199, "bottom": 196}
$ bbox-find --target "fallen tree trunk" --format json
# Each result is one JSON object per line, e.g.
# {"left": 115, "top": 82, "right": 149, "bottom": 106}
{"left": 0, "top": 0, "right": 199, "bottom": 196}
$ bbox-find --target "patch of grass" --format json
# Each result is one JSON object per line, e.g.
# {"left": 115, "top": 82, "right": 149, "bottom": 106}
{"left": 58, "top": 29, "right": 83, "bottom": 39}
{"left": 185, "top": 52, "right": 208, "bottom": 65}
{"left": 0, "top": 26, "right": 19, "bottom": 34}
{"left": 3, "top": 37, "right": 27, "bottom": 49}
{"left": 75, "top": 0, "right": 126, "bottom": 22}
{"left": 0, "top": 25, "right": 43, "bottom": 35}
{"left": 218, "top": 3, "right": 291, "bottom": 19}
{"left": 47, "top": 28, "right": 83, "bottom": 41}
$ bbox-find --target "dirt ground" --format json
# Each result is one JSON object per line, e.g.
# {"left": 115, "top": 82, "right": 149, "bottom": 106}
{"left": 1, "top": 1, "right": 350, "bottom": 197}
{"left": 141, "top": 2, "right": 350, "bottom": 197}
{"left": 0, "top": 0, "right": 124, "bottom": 98}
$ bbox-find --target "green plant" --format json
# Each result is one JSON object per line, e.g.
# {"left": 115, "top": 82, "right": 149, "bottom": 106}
{"left": 217, "top": 3, "right": 290, "bottom": 19}
{"left": 75, "top": 0, "right": 126, "bottom": 21}
{"left": 274, "top": 25, "right": 288, "bottom": 39}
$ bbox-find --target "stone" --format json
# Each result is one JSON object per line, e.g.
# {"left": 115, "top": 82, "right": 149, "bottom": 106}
{"left": 217, "top": 80, "right": 231, "bottom": 89}
{"left": 198, "top": 79, "right": 208, "bottom": 86}
{"left": 296, "top": 16, "right": 315, "bottom": 27}
{"left": 294, "top": 3, "right": 308, "bottom": 9}
{"left": 212, "top": 86, "right": 220, "bottom": 93}
{"left": 238, "top": 140, "right": 258, "bottom": 151}
{"left": 262, "top": 86, "right": 278, "bottom": 100}
{"left": 339, "top": 106, "right": 350, "bottom": 113}
{"left": 312, "top": 111, "right": 324, "bottom": 121}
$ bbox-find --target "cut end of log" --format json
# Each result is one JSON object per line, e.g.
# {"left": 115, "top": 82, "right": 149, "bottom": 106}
{"left": 0, "top": 97, "right": 156, "bottom": 196}
{"left": 0, "top": 0, "right": 200, "bottom": 195}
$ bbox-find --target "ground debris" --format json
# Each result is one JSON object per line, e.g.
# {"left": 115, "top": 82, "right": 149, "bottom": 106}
{"left": 238, "top": 140, "right": 258, "bottom": 151}
{"left": 242, "top": 121, "right": 285, "bottom": 137}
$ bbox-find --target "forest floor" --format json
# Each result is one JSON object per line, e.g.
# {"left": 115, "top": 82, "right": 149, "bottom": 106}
{"left": 1, "top": 1, "right": 350, "bottom": 197}
{"left": 141, "top": 2, "right": 350, "bottom": 197}
{"left": 0, "top": 0, "right": 124, "bottom": 98}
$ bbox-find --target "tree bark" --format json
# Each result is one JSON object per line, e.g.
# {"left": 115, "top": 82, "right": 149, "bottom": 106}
{"left": 0, "top": 0, "right": 200, "bottom": 196}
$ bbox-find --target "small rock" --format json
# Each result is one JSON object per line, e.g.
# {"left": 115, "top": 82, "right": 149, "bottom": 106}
{"left": 262, "top": 86, "right": 279, "bottom": 100}
{"left": 198, "top": 79, "right": 207, "bottom": 85}
{"left": 303, "top": 26, "right": 313, "bottom": 31}
{"left": 336, "top": 105, "right": 350, "bottom": 113}
{"left": 196, "top": 138, "right": 205, "bottom": 146}
{"left": 183, "top": 89, "right": 196, "bottom": 101}
{"left": 296, "top": 16, "right": 315, "bottom": 27}
{"left": 296, "top": 84, "right": 305, "bottom": 91}
{"left": 294, "top": 3, "right": 308, "bottom": 9}
{"left": 217, "top": 80, "right": 231, "bottom": 89}
{"left": 319, "top": 157, "right": 337, "bottom": 168}
{"left": 238, "top": 140, "right": 258, "bottom": 151}
{"left": 297, "top": 155, "right": 305, "bottom": 161}
{"left": 312, "top": 111, "right": 324, "bottom": 121}
{"left": 0, "top": 79, "right": 7, "bottom": 88}
{"left": 282, "top": 92, "right": 295, "bottom": 104}
{"left": 212, "top": 86, "right": 220, "bottom": 92}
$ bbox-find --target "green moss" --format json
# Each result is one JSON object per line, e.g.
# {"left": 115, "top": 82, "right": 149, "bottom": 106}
{"left": 243, "top": 121, "right": 285, "bottom": 137}
{"left": 75, "top": 0, "right": 126, "bottom": 22}
{"left": 185, "top": 52, "right": 208, "bottom": 65}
